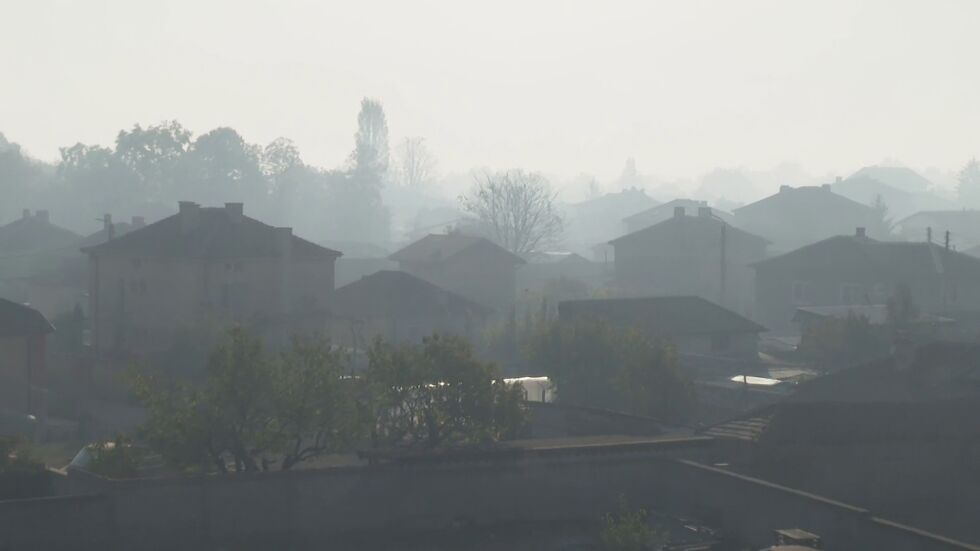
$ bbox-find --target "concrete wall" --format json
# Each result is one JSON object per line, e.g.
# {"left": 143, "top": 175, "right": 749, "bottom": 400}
{"left": 5, "top": 449, "right": 978, "bottom": 550}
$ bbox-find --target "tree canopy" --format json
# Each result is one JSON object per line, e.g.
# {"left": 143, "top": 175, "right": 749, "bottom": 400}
{"left": 461, "top": 169, "right": 563, "bottom": 256}
{"left": 527, "top": 317, "right": 694, "bottom": 422}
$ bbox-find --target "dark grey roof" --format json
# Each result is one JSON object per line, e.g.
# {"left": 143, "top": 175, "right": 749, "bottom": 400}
{"left": 622, "top": 199, "right": 734, "bottom": 225}
{"left": 0, "top": 298, "right": 54, "bottom": 337}
{"left": 753, "top": 234, "right": 980, "bottom": 277}
{"left": 734, "top": 185, "right": 874, "bottom": 217}
{"left": 81, "top": 206, "right": 340, "bottom": 260}
{"left": 333, "top": 270, "right": 491, "bottom": 319}
{"left": 609, "top": 211, "right": 766, "bottom": 246}
{"left": 558, "top": 296, "right": 766, "bottom": 336}
{"left": 389, "top": 234, "right": 525, "bottom": 265}
{"left": 0, "top": 213, "right": 81, "bottom": 254}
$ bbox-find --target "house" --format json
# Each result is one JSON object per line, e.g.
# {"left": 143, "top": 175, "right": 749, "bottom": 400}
{"left": 0, "top": 210, "right": 82, "bottom": 311}
{"left": 389, "top": 234, "right": 525, "bottom": 311}
{"left": 622, "top": 199, "right": 734, "bottom": 234}
{"left": 330, "top": 270, "right": 490, "bottom": 346}
{"left": 81, "top": 201, "right": 341, "bottom": 354}
{"left": 832, "top": 174, "right": 953, "bottom": 220}
{"left": 752, "top": 228, "right": 980, "bottom": 329}
{"left": 0, "top": 298, "right": 54, "bottom": 419}
{"left": 558, "top": 296, "right": 766, "bottom": 366}
{"left": 26, "top": 215, "right": 148, "bottom": 320}
{"left": 733, "top": 184, "right": 885, "bottom": 254}
{"left": 609, "top": 206, "right": 767, "bottom": 315}
{"left": 564, "top": 188, "right": 659, "bottom": 257}
{"left": 893, "top": 210, "right": 980, "bottom": 251}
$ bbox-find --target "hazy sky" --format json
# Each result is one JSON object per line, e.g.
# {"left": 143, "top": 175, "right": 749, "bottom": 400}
{"left": 3, "top": 0, "right": 980, "bottom": 183}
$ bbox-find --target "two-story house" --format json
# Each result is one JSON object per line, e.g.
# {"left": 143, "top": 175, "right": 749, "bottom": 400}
{"left": 734, "top": 184, "right": 885, "bottom": 254}
{"left": 753, "top": 228, "right": 980, "bottom": 329}
{"left": 81, "top": 201, "right": 341, "bottom": 354}
{"left": 0, "top": 298, "right": 53, "bottom": 420}
{"left": 389, "top": 234, "right": 525, "bottom": 311}
{"left": 609, "top": 206, "right": 767, "bottom": 316}
{"left": 622, "top": 199, "right": 735, "bottom": 234}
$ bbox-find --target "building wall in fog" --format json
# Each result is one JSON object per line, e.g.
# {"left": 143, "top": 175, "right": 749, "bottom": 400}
{"left": 89, "top": 255, "right": 335, "bottom": 353}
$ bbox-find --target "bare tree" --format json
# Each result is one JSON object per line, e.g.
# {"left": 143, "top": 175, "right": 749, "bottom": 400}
{"left": 398, "top": 137, "right": 437, "bottom": 188}
{"left": 461, "top": 169, "right": 563, "bottom": 256}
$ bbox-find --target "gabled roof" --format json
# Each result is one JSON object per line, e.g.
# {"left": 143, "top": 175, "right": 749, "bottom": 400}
{"left": 0, "top": 298, "right": 54, "bottom": 337}
{"left": 849, "top": 165, "right": 932, "bottom": 193}
{"left": 569, "top": 187, "right": 659, "bottom": 213}
{"left": 752, "top": 234, "right": 980, "bottom": 277}
{"left": 388, "top": 234, "right": 525, "bottom": 266}
{"left": 622, "top": 199, "right": 734, "bottom": 225}
{"left": 333, "top": 270, "right": 492, "bottom": 319}
{"left": 558, "top": 296, "right": 766, "bottom": 336}
{"left": 81, "top": 205, "right": 340, "bottom": 260}
{"left": 0, "top": 212, "right": 81, "bottom": 254}
{"left": 609, "top": 210, "right": 766, "bottom": 247}
{"left": 734, "top": 185, "right": 874, "bottom": 217}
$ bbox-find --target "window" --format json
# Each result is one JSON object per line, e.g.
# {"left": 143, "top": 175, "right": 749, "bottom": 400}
{"left": 791, "top": 281, "right": 810, "bottom": 305}
{"left": 840, "top": 283, "right": 865, "bottom": 305}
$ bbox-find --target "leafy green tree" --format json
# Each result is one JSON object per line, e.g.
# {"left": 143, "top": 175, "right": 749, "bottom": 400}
{"left": 349, "top": 97, "right": 390, "bottom": 179}
{"left": 179, "top": 127, "right": 267, "bottom": 207}
{"left": 0, "top": 436, "right": 50, "bottom": 499}
{"left": 114, "top": 121, "right": 191, "bottom": 201}
{"left": 527, "top": 318, "right": 694, "bottom": 422}
{"left": 366, "top": 334, "right": 527, "bottom": 448}
{"left": 131, "top": 328, "right": 363, "bottom": 473}
{"left": 268, "top": 336, "right": 365, "bottom": 470}
{"left": 798, "top": 313, "right": 891, "bottom": 369}
{"left": 0, "top": 133, "right": 47, "bottom": 221}
{"left": 57, "top": 142, "right": 139, "bottom": 223}
{"left": 86, "top": 434, "right": 144, "bottom": 479}
{"left": 599, "top": 498, "right": 667, "bottom": 551}
{"left": 326, "top": 97, "right": 393, "bottom": 243}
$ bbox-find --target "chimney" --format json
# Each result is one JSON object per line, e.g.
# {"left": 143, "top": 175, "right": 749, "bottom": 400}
{"left": 224, "top": 202, "right": 244, "bottom": 223}
{"left": 779, "top": 185, "right": 791, "bottom": 193}
{"left": 835, "top": 176, "right": 842, "bottom": 184}
{"left": 855, "top": 227, "right": 866, "bottom": 238}
{"left": 927, "top": 226, "right": 933, "bottom": 243}
{"left": 131, "top": 216, "right": 145, "bottom": 229}
{"left": 698, "top": 207, "right": 713, "bottom": 218}
{"left": 178, "top": 201, "right": 200, "bottom": 234}
{"left": 21, "top": 209, "right": 30, "bottom": 219}
{"left": 673, "top": 206, "right": 686, "bottom": 218}
{"left": 35, "top": 210, "right": 49, "bottom": 223}
{"left": 821, "top": 184, "right": 831, "bottom": 191}
{"left": 103, "top": 214, "right": 112, "bottom": 233}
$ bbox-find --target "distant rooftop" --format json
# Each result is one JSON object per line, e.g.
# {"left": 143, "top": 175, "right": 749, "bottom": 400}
{"left": 0, "top": 209, "right": 81, "bottom": 253}
{"left": 81, "top": 202, "right": 340, "bottom": 260}
{"left": 333, "top": 270, "right": 492, "bottom": 319}
{"left": 558, "top": 296, "right": 767, "bottom": 336}
{"left": 389, "top": 233, "right": 525, "bottom": 265}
